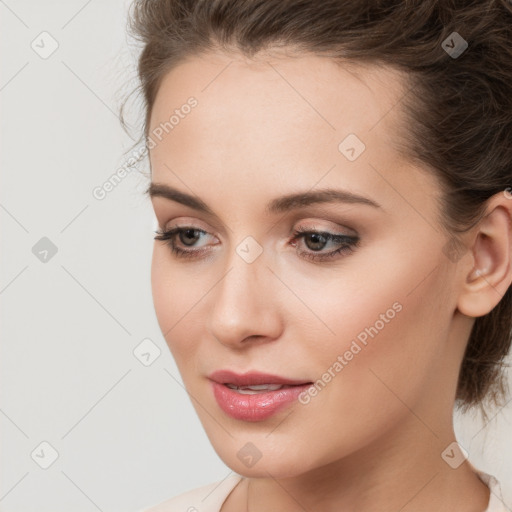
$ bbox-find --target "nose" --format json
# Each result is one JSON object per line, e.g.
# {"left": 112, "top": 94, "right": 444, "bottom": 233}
{"left": 207, "top": 247, "right": 283, "bottom": 349}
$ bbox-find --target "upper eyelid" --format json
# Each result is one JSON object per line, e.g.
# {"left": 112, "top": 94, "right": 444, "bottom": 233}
{"left": 162, "top": 224, "right": 354, "bottom": 237}
{"left": 152, "top": 200, "right": 369, "bottom": 236}
{"left": 159, "top": 214, "right": 358, "bottom": 232}
{"left": 160, "top": 219, "right": 214, "bottom": 234}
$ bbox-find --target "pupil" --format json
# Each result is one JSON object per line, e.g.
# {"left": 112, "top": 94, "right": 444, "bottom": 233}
{"left": 306, "top": 233, "right": 326, "bottom": 251}
{"left": 180, "top": 229, "right": 199, "bottom": 246}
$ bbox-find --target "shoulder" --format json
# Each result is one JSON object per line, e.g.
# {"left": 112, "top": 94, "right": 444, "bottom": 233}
{"left": 139, "top": 473, "right": 243, "bottom": 512}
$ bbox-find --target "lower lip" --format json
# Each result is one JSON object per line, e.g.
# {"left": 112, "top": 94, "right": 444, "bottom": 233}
{"left": 210, "top": 381, "right": 312, "bottom": 421}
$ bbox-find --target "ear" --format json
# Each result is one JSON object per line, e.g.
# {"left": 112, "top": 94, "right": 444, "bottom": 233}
{"left": 457, "top": 191, "right": 512, "bottom": 318}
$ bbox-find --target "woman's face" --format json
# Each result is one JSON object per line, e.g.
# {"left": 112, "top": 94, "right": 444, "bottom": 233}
{"left": 148, "top": 51, "right": 465, "bottom": 477}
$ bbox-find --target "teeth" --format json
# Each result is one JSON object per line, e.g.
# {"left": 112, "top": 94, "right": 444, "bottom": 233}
{"left": 226, "top": 383, "right": 285, "bottom": 393}
{"left": 244, "top": 384, "right": 284, "bottom": 391}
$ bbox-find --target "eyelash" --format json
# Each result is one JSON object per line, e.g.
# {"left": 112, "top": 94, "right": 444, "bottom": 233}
{"left": 153, "top": 225, "right": 359, "bottom": 262}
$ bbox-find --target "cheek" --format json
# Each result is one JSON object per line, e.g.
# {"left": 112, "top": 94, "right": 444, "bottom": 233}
{"left": 151, "top": 247, "right": 176, "bottom": 333}
{"left": 242, "top": 265, "right": 454, "bottom": 473}
{"left": 304, "top": 254, "right": 452, "bottom": 418}
{"left": 150, "top": 246, "right": 204, "bottom": 363}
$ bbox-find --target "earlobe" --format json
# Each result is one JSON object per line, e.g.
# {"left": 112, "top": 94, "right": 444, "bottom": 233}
{"left": 457, "top": 194, "right": 512, "bottom": 318}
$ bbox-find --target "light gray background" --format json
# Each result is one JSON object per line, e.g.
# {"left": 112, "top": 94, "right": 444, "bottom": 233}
{"left": 1, "top": 1, "right": 511, "bottom": 511}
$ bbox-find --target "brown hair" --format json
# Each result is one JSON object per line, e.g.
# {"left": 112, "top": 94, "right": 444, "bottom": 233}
{"left": 122, "top": 0, "right": 512, "bottom": 415}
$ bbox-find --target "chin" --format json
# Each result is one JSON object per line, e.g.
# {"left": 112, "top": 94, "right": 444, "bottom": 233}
{"left": 225, "top": 457, "right": 306, "bottom": 479}
{"left": 208, "top": 433, "right": 322, "bottom": 479}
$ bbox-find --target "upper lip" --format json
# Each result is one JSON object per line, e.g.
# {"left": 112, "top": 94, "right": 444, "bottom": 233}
{"left": 208, "top": 370, "right": 312, "bottom": 386}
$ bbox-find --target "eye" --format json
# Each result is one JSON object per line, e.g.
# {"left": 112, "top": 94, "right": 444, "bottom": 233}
{"left": 153, "top": 226, "right": 216, "bottom": 259}
{"left": 290, "top": 226, "right": 359, "bottom": 262}
{"left": 153, "top": 225, "right": 359, "bottom": 262}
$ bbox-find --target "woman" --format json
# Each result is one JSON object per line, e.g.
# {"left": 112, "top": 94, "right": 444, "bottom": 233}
{"left": 125, "top": 0, "right": 512, "bottom": 510}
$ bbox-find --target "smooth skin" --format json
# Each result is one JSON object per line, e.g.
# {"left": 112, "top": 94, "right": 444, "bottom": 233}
{"left": 148, "top": 50, "right": 512, "bottom": 512}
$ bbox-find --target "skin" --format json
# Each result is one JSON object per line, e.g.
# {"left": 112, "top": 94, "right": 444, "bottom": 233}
{"left": 148, "top": 50, "right": 512, "bottom": 511}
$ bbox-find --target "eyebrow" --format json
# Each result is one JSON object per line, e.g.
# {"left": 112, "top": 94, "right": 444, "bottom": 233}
{"left": 146, "top": 182, "right": 381, "bottom": 215}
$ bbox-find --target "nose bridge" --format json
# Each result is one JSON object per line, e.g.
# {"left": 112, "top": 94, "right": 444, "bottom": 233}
{"left": 215, "top": 240, "right": 266, "bottom": 318}
{"left": 219, "top": 231, "right": 268, "bottom": 299}
{"left": 208, "top": 238, "right": 281, "bottom": 345}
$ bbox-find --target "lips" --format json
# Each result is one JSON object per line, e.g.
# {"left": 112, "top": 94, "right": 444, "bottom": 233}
{"left": 208, "top": 369, "right": 312, "bottom": 387}
{"left": 208, "top": 370, "right": 313, "bottom": 421}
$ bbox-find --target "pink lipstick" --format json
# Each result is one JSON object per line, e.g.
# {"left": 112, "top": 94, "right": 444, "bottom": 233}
{"left": 208, "top": 370, "right": 313, "bottom": 422}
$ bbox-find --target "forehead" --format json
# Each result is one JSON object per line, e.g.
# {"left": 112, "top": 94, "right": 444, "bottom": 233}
{"left": 149, "top": 50, "right": 408, "bottom": 138}
{"left": 148, "top": 50, "right": 437, "bottom": 218}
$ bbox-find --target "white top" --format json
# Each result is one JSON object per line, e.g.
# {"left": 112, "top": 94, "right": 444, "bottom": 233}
{"left": 140, "top": 470, "right": 508, "bottom": 512}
